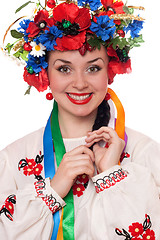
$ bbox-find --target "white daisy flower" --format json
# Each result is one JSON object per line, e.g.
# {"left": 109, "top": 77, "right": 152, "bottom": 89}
{"left": 30, "top": 42, "right": 46, "bottom": 57}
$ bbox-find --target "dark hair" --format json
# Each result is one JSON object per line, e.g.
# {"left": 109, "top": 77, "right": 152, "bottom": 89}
{"left": 92, "top": 99, "right": 110, "bottom": 131}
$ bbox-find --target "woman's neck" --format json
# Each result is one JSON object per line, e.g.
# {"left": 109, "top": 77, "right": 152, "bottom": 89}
{"left": 58, "top": 108, "right": 97, "bottom": 139}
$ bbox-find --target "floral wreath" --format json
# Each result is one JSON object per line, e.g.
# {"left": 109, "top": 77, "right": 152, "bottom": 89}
{"left": 2, "top": 0, "right": 145, "bottom": 94}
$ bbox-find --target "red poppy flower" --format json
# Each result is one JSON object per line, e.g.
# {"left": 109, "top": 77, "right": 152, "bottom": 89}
{"left": 33, "top": 164, "right": 43, "bottom": 176}
{"left": 26, "top": 10, "right": 54, "bottom": 37}
{"left": 77, "top": 174, "right": 89, "bottom": 184}
{"left": 5, "top": 202, "right": 14, "bottom": 215}
{"left": 101, "top": 0, "right": 125, "bottom": 15}
{"left": 108, "top": 58, "right": 132, "bottom": 75}
{"left": 72, "top": 183, "right": 85, "bottom": 197}
{"left": 47, "top": 0, "right": 56, "bottom": 9}
{"left": 23, "top": 67, "right": 49, "bottom": 92}
{"left": 142, "top": 229, "right": 155, "bottom": 240}
{"left": 52, "top": 3, "right": 91, "bottom": 51}
{"left": 23, "top": 165, "right": 34, "bottom": 176}
{"left": 107, "top": 45, "right": 132, "bottom": 84}
{"left": 107, "top": 45, "right": 119, "bottom": 60}
{"left": 128, "top": 222, "right": 144, "bottom": 237}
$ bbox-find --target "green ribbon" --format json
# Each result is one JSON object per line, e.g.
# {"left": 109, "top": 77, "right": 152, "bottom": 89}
{"left": 51, "top": 100, "right": 75, "bottom": 240}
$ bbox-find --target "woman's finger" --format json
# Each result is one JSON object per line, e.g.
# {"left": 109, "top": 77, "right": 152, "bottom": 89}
{"left": 64, "top": 145, "right": 95, "bottom": 162}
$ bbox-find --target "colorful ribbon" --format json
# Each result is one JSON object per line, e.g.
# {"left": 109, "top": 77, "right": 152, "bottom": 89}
{"left": 43, "top": 101, "right": 75, "bottom": 240}
{"left": 51, "top": 101, "right": 75, "bottom": 240}
{"left": 43, "top": 89, "right": 125, "bottom": 239}
{"left": 108, "top": 88, "right": 125, "bottom": 140}
{"left": 43, "top": 113, "right": 60, "bottom": 239}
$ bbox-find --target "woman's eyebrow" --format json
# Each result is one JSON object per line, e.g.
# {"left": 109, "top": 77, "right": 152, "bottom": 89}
{"left": 53, "top": 57, "right": 104, "bottom": 65}
{"left": 53, "top": 59, "right": 71, "bottom": 65}
{"left": 87, "top": 57, "right": 104, "bottom": 63}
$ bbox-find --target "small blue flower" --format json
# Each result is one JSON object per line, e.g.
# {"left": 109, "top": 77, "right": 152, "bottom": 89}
{"left": 26, "top": 54, "right": 48, "bottom": 74}
{"left": 18, "top": 19, "right": 32, "bottom": 42}
{"left": 90, "top": 15, "right": 116, "bottom": 41}
{"left": 124, "top": 20, "right": 144, "bottom": 39}
{"left": 38, "top": 26, "right": 63, "bottom": 51}
{"left": 77, "top": 0, "right": 102, "bottom": 11}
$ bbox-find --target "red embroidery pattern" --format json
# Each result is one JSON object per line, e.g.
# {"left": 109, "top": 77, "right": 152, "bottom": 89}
{"left": 18, "top": 151, "right": 44, "bottom": 180}
{"left": 0, "top": 195, "right": 16, "bottom": 221}
{"left": 120, "top": 152, "right": 130, "bottom": 163}
{"left": 34, "top": 179, "right": 62, "bottom": 214}
{"left": 73, "top": 183, "right": 85, "bottom": 197}
{"left": 72, "top": 174, "right": 89, "bottom": 197}
{"left": 93, "top": 168, "right": 128, "bottom": 193}
{"left": 115, "top": 214, "right": 155, "bottom": 239}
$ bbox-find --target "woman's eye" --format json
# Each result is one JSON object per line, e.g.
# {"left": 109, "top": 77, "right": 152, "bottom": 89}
{"left": 87, "top": 66, "right": 101, "bottom": 73}
{"left": 58, "top": 66, "right": 71, "bottom": 73}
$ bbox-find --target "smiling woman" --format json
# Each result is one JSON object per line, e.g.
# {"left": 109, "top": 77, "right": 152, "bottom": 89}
{"left": 47, "top": 48, "right": 109, "bottom": 125}
{"left": 0, "top": 0, "right": 160, "bottom": 239}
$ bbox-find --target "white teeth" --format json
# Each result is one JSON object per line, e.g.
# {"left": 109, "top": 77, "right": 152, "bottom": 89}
{"left": 68, "top": 93, "right": 90, "bottom": 100}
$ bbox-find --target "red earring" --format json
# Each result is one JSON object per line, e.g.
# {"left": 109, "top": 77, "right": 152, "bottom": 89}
{"left": 104, "top": 92, "right": 111, "bottom": 101}
{"left": 46, "top": 92, "right": 53, "bottom": 100}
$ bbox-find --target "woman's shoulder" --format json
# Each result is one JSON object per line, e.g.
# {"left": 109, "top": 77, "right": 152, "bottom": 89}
{"left": 125, "top": 127, "right": 153, "bottom": 145}
{"left": 0, "top": 127, "right": 45, "bottom": 159}
{"left": 125, "top": 127, "right": 160, "bottom": 166}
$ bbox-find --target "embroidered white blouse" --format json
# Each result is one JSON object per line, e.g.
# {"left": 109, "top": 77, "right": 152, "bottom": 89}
{"left": 0, "top": 126, "right": 160, "bottom": 240}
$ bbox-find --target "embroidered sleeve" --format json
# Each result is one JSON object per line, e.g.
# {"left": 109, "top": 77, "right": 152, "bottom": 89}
{"left": 92, "top": 166, "right": 128, "bottom": 193}
{"left": 34, "top": 178, "right": 66, "bottom": 214}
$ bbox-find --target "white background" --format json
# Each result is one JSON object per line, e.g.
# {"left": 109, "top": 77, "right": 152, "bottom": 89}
{"left": 0, "top": 0, "right": 160, "bottom": 150}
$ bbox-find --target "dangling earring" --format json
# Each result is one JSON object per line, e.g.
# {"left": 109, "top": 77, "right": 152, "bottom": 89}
{"left": 46, "top": 92, "right": 53, "bottom": 100}
{"left": 104, "top": 92, "right": 111, "bottom": 101}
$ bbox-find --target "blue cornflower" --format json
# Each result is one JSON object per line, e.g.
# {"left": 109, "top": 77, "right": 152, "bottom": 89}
{"left": 26, "top": 54, "right": 48, "bottom": 74}
{"left": 77, "top": 0, "right": 102, "bottom": 11}
{"left": 124, "top": 20, "right": 144, "bottom": 39}
{"left": 90, "top": 15, "right": 116, "bottom": 41}
{"left": 18, "top": 19, "right": 32, "bottom": 42}
{"left": 38, "top": 26, "right": 63, "bottom": 51}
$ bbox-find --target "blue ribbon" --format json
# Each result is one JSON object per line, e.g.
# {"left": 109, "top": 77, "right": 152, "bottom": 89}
{"left": 43, "top": 113, "right": 60, "bottom": 240}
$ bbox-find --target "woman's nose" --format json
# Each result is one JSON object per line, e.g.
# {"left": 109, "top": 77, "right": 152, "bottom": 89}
{"left": 72, "top": 73, "right": 88, "bottom": 90}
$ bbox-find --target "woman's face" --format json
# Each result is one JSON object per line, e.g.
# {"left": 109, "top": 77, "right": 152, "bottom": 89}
{"left": 48, "top": 46, "right": 109, "bottom": 118}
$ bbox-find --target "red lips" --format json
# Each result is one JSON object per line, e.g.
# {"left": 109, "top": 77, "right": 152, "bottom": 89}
{"left": 66, "top": 92, "right": 93, "bottom": 105}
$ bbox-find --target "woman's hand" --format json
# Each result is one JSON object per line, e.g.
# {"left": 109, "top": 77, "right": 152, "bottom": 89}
{"left": 50, "top": 145, "right": 95, "bottom": 199}
{"left": 85, "top": 127, "right": 125, "bottom": 173}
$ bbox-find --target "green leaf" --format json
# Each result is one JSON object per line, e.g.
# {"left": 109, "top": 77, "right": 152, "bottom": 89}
{"left": 13, "top": 51, "right": 21, "bottom": 58}
{"left": 20, "top": 50, "right": 29, "bottom": 61}
{"left": 88, "top": 36, "right": 104, "bottom": 50}
{"left": 108, "top": 37, "right": 128, "bottom": 50}
{"left": 15, "top": 1, "right": 34, "bottom": 13}
{"left": 11, "top": 30, "right": 24, "bottom": 39}
{"left": 128, "top": 35, "right": 144, "bottom": 49}
{"left": 13, "top": 48, "right": 29, "bottom": 61}
{"left": 5, "top": 43, "right": 14, "bottom": 54}
{"left": 121, "top": 20, "right": 129, "bottom": 27}
{"left": 123, "top": 5, "right": 134, "bottom": 14}
{"left": 123, "top": 5, "right": 130, "bottom": 14}
{"left": 135, "top": 35, "right": 145, "bottom": 43}
{"left": 24, "top": 85, "right": 32, "bottom": 95}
